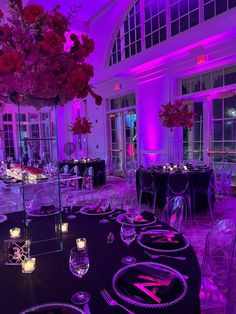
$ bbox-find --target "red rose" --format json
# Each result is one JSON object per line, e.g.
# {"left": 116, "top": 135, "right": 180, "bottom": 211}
{"left": 0, "top": 24, "right": 12, "bottom": 42}
{"left": 0, "top": 10, "right": 4, "bottom": 19}
{"left": 47, "top": 12, "right": 68, "bottom": 33}
{"left": 40, "top": 31, "right": 64, "bottom": 53}
{"left": 23, "top": 4, "right": 44, "bottom": 24}
{"left": 0, "top": 51, "right": 22, "bottom": 74}
{"left": 69, "top": 65, "right": 90, "bottom": 90}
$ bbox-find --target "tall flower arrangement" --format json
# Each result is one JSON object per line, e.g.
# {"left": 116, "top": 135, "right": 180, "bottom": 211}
{"left": 159, "top": 100, "right": 194, "bottom": 131}
{"left": 69, "top": 117, "right": 92, "bottom": 135}
{"left": 0, "top": 0, "right": 102, "bottom": 108}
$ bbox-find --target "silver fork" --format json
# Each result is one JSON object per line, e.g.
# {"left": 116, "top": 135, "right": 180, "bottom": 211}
{"left": 144, "top": 250, "right": 186, "bottom": 260}
{"left": 100, "top": 289, "right": 135, "bottom": 314}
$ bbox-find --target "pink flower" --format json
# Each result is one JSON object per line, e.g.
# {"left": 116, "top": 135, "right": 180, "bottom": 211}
{"left": 22, "top": 4, "right": 44, "bottom": 24}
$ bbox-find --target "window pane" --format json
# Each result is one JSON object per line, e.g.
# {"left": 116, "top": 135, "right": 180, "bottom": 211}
{"left": 171, "top": 3, "right": 179, "bottom": 21}
{"left": 180, "top": 15, "right": 188, "bottom": 32}
{"left": 229, "top": 0, "right": 236, "bottom": 8}
{"left": 171, "top": 20, "right": 179, "bottom": 36}
{"left": 216, "top": 0, "right": 227, "bottom": 14}
{"left": 213, "top": 121, "right": 223, "bottom": 140}
{"left": 224, "top": 141, "right": 236, "bottom": 151}
{"left": 212, "top": 69, "right": 223, "bottom": 88}
{"left": 201, "top": 72, "right": 211, "bottom": 90}
{"left": 182, "top": 78, "right": 190, "bottom": 94}
{"left": 224, "top": 96, "right": 236, "bottom": 118}
{"left": 213, "top": 142, "right": 223, "bottom": 150}
{"left": 204, "top": 2, "right": 214, "bottom": 20}
{"left": 145, "top": 35, "right": 152, "bottom": 48}
{"left": 191, "top": 75, "right": 201, "bottom": 92}
{"left": 152, "top": 31, "right": 159, "bottom": 45}
{"left": 183, "top": 128, "right": 189, "bottom": 141}
{"left": 189, "top": 0, "right": 199, "bottom": 11}
{"left": 194, "top": 102, "right": 203, "bottom": 121}
{"left": 189, "top": 9, "right": 199, "bottom": 27}
{"left": 213, "top": 99, "right": 223, "bottom": 119}
{"left": 224, "top": 65, "right": 236, "bottom": 85}
{"left": 180, "top": 0, "right": 188, "bottom": 16}
{"left": 160, "top": 27, "right": 166, "bottom": 41}
{"left": 224, "top": 119, "right": 236, "bottom": 141}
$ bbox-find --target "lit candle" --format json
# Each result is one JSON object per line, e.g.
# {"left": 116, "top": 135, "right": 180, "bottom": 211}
{"left": 62, "top": 222, "right": 68, "bottom": 233}
{"left": 170, "top": 167, "right": 173, "bottom": 171}
{"left": 22, "top": 257, "right": 36, "bottom": 273}
{"left": 9, "top": 228, "right": 21, "bottom": 239}
{"left": 163, "top": 166, "right": 166, "bottom": 170}
{"left": 76, "top": 238, "right": 87, "bottom": 249}
{"left": 184, "top": 166, "right": 187, "bottom": 171}
{"left": 174, "top": 165, "right": 177, "bottom": 169}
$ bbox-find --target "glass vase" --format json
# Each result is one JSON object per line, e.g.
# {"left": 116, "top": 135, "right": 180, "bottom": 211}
{"left": 17, "top": 102, "right": 63, "bottom": 256}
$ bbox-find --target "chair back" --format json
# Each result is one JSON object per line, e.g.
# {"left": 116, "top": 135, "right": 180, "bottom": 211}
{"left": 229, "top": 162, "right": 236, "bottom": 186}
{"left": 60, "top": 164, "right": 69, "bottom": 174}
{"left": 139, "top": 171, "right": 155, "bottom": 191}
{"left": 82, "top": 166, "right": 94, "bottom": 190}
{"left": 201, "top": 219, "right": 236, "bottom": 288}
{"left": 167, "top": 172, "right": 189, "bottom": 195}
{"left": 161, "top": 196, "right": 187, "bottom": 232}
{"left": 70, "top": 165, "right": 79, "bottom": 176}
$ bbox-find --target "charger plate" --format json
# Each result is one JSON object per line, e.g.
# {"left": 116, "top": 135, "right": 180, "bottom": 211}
{"left": 19, "top": 302, "right": 85, "bottom": 314}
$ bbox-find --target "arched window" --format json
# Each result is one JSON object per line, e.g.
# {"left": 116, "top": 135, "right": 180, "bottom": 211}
{"left": 109, "top": 0, "right": 236, "bottom": 66}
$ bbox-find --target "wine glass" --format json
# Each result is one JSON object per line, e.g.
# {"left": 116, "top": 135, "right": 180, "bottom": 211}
{"left": 120, "top": 223, "right": 136, "bottom": 264}
{"left": 124, "top": 196, "right": 140, "bottom": 224}
{"left": 69, "top": 247, "right": 90, "bottom": 305}
{"left": 66, "top": 193, "right": 77, "bottom": 219}
{"left": 99, "top": 195, "right": 110, "bottom": 224}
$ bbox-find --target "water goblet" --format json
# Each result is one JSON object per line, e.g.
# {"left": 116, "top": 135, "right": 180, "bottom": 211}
{"left": 124, "top": 196, "right": 140, "bottom": 224}
{"left": 69, "top": 247, "right": 90, "bottom": 305}
{"left": 120, "top": 223, "right": 136, "bottom": 264}
{"left": 99, "top": 196, "right": 110, "bottom": 224}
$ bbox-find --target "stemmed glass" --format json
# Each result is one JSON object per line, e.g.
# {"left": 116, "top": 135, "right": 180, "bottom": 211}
{"left": 69, "top": 247, "right": 90, "bottom": 305}
{"left": 120, "top": 223, "right": 136, "bottom": 264}
{"left": 66, "top": 193, "right": 77, "bottom": 219}
{"left": 99, "top": 195, "right": 110, "bottom": 224}
{"left": 124, "top": 196, "right": 140, "bottom": 224}
{"left": 23, "top": 200, "right": 32, "bottom": 225}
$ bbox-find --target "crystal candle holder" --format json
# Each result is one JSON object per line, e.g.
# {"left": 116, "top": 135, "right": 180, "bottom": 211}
{"left": 9, "top": 228, "right": 21, "bottom": 239}
{"left": 76, "top": 238, "right": 87, "bottom": 249}
{"left": 21, "top": 257, "right": 36, "bottom": 273}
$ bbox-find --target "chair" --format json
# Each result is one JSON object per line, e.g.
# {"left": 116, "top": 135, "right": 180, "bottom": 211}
{"left": 167, "top": 171, "right": 192, "bottom": 220}
{"left": 200, "top": 219, "right": 236, "bottom": 312}
{"left": 138, "top": 171, "right": 156, "bottom": 213}
{"left": 161, "top": 196, "right": 187, "bottom": 232}
{"left": 81, "top": 166, "right": 94, "bottom": 191}
{"left": 125, "top": 159, "right": 137, "bottom": 189}
{"left": 60, "top": 164, "right": 69, "bottom": 174}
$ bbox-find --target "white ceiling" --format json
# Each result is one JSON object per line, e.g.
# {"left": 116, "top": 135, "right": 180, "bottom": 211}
{"left": 28, "top": 0, "right": 115, "bottom": 22}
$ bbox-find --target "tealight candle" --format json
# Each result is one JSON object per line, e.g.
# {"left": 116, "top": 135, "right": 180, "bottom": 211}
{"left": 62, "top": 222, "right": 68, "bottom": 233}
{"left": 9, "top": 228, "right": 21, "bottom": 239}
{"left": 76, "top": 238, "right": 87, "bottom": 249}
{"left": 21, "top": 257, "right": 36, "bottom": 273}
{"left": 184, "top": 166, "right": 187, "bottom": 171}
{"left": 163, "top": 166, "right": 166, "bottom": 170}
{"left": 174, "top": 165, "right": 177, "bottom": 169}
{"left": 170, "top": 167, "right": 173, "bottom": 171}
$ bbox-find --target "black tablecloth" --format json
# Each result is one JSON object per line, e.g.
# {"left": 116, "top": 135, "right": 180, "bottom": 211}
{"left": 136, "top": 169, "right": 214, "bottom": 212}
{"left": 59, "top": 159, "right": 106, "bottom": 187}
{"left": 0, "top": 210, "right": 201, "bottom": 314}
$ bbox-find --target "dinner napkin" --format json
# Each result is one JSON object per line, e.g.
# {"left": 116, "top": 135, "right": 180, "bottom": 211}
{"left": 141, "top": 231, "right": 185, "bottom": 250}
{"left": 123, "top": 211, "right": 154, "bottom": 224}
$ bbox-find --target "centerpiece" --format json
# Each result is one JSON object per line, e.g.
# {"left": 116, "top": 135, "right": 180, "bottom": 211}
{"left": 0, "top": 0, "right": 101, "bottom": 256}
{"left": 69, "top": 117, "right": 92, "bottom": 157}
{"left": 159, "top": 100, "right": 194, "bottom": 163}
{"left": 0, "top": 0, "right": 102, "bottom": 107}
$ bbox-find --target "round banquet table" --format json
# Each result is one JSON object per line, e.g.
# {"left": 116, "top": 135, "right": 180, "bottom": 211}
{"left": 136, "top": 168, "right": 214, "bottom": 211}
{"left": 0, "top": 210, "right": 201, "bottom": 314}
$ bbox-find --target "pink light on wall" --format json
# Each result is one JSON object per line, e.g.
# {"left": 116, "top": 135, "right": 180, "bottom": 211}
{"left": 127, "top": 143, "right": 134, "bottom": 157}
